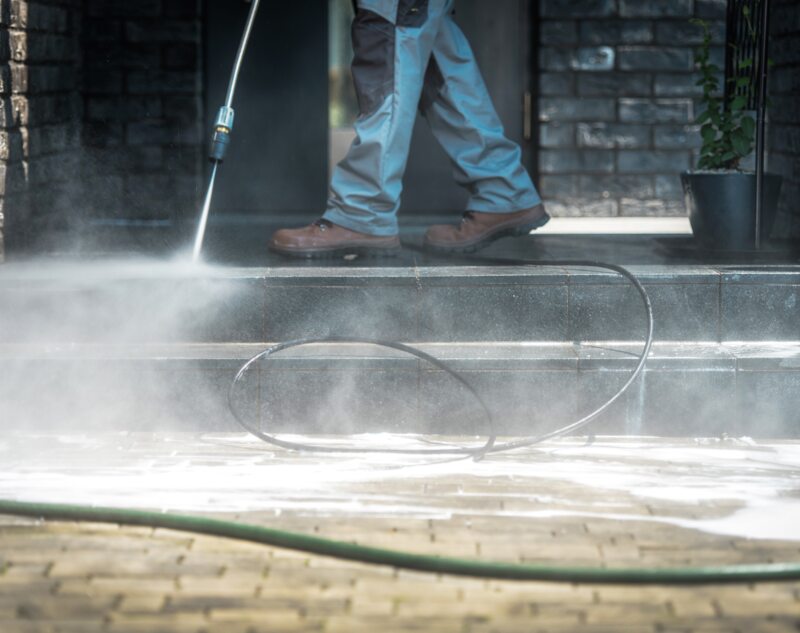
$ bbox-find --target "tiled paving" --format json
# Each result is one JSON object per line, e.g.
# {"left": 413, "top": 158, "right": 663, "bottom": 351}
{"left": 1, "top": 433, "right": 799, "bottom": 632}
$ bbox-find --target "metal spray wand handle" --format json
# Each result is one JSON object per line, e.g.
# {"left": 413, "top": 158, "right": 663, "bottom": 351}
{"left": 192, "top": 0, "right": 262, "bottom": 263}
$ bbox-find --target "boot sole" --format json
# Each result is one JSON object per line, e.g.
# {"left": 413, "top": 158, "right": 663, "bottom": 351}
{"left": 268, "top": 243, "right": 402, "bottom": 260}
{"left": 422, "top": 212, "right": 551, "bottom": 255}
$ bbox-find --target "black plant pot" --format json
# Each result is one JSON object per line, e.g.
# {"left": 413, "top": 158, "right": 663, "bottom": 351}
{"left": 681, "top": 172, "right": 783, "bottom": 251}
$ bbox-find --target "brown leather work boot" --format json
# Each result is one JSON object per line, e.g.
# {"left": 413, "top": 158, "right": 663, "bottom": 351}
{"left": 423, "top": 204, "right": 550, "bottom": 254}
{"left": 268, "top": 219, "right": 402, "bottom": 258}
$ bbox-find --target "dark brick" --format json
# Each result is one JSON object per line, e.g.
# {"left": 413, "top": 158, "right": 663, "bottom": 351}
{"left": 163, "top": 96, "right": 202, "bottom": 126}
{"left": 620, "top": 198, "right": 687, "bottom": 216}
{"left": 16, "top": 4, "right": 71, "bottom": 33}
{"left": 83, "top": 70, "right": 124, "bottom": 95}
{"left": 84, "top": 18, "right": 123, "bottom": 42}
{"left": 540, "top": 73, "right": 574, "bottom": 96}
{"left": 125, "top": 20, "right": 199, "bottom": 44}
{"left": 541, "top": 21, "right": 579, "bottom": 45}
{"left": 83, "top": 121, "right": 125, "bottom": 147}
{"left": 540, "top": 97, "right": 616, "bottom": 122}
{"left": 120, "top": 44, "right": 162, "bottom": 70}
{"left": 696, "top": 0, "right": 728, "bottom": 19}
{"left": 577, "top": 73, "right": 651, "bottom": 96}
{"left": 163, "top": 43, "right": 197, "bottom": 70}
{"left": 544, "top": 198, "right": 619, "bottom": 217}
{"left": 656, "top": 21, "right": 724, "bottom": 46}
{"left": 619, "top": 98, "right": 693, "bottom": 123}
{"left": 618, "top": 47, "right": 693, "bottom": 71}
{"left": 654, "top": 73, "right": 704, "bottom": 97}
{"left": 87, "top": 146, "right": 165, "bottom": 173}
{"left": 164, "top": 0, "right": 200, "bottom": 19}
{"left": 126, "top": 70, "right": 197, "bottom": 95}
{"left": 579, "top": 20, "right": 654, "bottom": 45}
{"left": 541, "top": 0, "right": 615, "bottom": 18}
{"left": 540, "top": 122, "right": 575, "bottom": 148}
{"left": 580, "top": 174, "right": 655, "bottom": 198}
{"left": 655, "top": 175, "right": 685, "bottom": 200}
{"left": 24, "top": 124, "right": 76, "bottom": 158}
{"left": 15, "top": 95, "right": 79, "bottom": 126}
{"left": 619, "top": 0, "right": 693, "bottom": 17}
{"left": 571, "top": 46, "right": 615, "bottom": 71}
{"left": 577, "top": 122, "right": 650, "bottom": 148}
{"left": 87, "top": 0, "right": 161, "bottom": 18}
{"left": 126, "top": 119, "right": 197, "bottom": 146}
{"left": 618, "top": 150, "right": 691, "bottom": 173}
{"left": 654, "top": 125, "right": 702, "bottom": 150}
{"left": 540, "top": 149, "right": 615, "bottom": 174}
{"left": 540, "top": 47, "right": 571, "bottom": 71}
{"left": 86, "top": 96, "right": 162, "bottom": 122}
{"left": 540, "top": 175, "right": 579, "bottom": 197}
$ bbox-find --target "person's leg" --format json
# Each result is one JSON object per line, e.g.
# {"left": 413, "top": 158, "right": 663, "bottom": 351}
{"left": 269, "top": 0, "right": 450, "bottom": 256}
{"left": 322, "top": 0, "right": 451, "bottom": 236}
{"left": 419, "top": 5, "right": 542, "bottom": 214}
{"left": 417, "top": 4, "right": 549, "bottom": 252}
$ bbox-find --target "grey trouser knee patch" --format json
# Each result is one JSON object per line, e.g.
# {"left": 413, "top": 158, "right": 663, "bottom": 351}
{"left": 351, "top": 9, "right": 396, "bottom": 117}
{"left": 397, "top": 0, "right": 429, "bottom": 27}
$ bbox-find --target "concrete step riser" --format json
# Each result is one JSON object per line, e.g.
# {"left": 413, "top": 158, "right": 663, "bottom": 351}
{"left": 0, "top": 267, "right": 798, "bottom": 344}
{"left": 3, "top": 349, "right": 797, "bottom": 438}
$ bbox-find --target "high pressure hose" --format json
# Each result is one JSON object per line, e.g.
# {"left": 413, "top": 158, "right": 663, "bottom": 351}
{"left": 2, "top": 500, "right": 800, "bottom": 585}
{"left": 227, "top": 258, "right": 654, "bottom": 458}
{"left": 5, "top": 6, "right": 798, "bottom": 588}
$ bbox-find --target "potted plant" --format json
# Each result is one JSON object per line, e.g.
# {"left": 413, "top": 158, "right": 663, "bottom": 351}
{"left": 682, "top": 16, "right": 782, "bottom": 251}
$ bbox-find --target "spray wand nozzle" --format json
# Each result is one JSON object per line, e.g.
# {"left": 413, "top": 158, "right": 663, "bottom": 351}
{"left": 209, "top": 106, "right": 235, "bottom": 163}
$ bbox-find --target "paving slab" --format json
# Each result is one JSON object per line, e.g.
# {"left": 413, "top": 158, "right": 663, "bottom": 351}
{"left": 0, "top": 434, "right": 799, "bottom": 632}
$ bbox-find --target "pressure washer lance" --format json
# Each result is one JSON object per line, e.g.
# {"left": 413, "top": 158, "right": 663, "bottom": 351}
{"left": 191, "top": 0, "right": 262, "bottom": 263}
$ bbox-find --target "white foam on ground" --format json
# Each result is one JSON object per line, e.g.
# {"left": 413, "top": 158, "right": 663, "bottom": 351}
{"left": 1, "top": 434, "right": 799, "bottom": 542}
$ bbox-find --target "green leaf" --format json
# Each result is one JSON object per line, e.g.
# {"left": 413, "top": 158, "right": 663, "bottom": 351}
{"left": 739, "top": 58, "right": 753, "bottom": 69}
{"left": 701, "top": 125, "right": 717, "bottom": 142}
{"left": 732, "top": 134, "right": 750, "bottom": 156}
{"left": 721, "top": 151, "right": 737, "bottom": 162}
{"left": 696, "top": 110, "right": 711, "bottom": 124}
{"left": 736, "top": 77, "right": 751, "bottom": 88}
{"left": 730, "top": 96, "right": 747, "bottom": 111}
{"left": 741, "top": 116, "right": 755, "bottom": 137}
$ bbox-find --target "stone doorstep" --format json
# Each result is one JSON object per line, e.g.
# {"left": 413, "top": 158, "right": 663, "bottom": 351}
{"left": 0, "top": 265, "right": 797, "bottom": 344}
{"left": 0, "top": 342, "right": 798, "bottom": 437}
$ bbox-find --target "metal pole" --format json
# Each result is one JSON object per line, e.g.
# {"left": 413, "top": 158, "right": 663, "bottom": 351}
{"left": 754, "top": 0, "right": 772, "bottom": 250}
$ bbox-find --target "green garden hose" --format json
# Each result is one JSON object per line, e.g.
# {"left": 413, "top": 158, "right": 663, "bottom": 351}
{"left": 2, "top": 500, "right": 799, "bottom": 585}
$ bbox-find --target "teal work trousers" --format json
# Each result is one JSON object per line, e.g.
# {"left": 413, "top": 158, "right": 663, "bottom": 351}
{"left": 323, "top": 0, "right": 542, "bottom": 236}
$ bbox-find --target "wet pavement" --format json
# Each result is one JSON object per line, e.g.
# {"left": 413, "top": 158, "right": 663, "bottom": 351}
{"left": 1, "top": 433, "right": 799, "bottom": 632}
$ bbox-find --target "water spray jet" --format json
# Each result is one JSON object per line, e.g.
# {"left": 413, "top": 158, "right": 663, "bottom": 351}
{"left": 191, "top": 0, "right": 262, "bottom": 263}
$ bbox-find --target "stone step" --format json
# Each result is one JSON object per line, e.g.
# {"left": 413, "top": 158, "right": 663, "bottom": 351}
{"left": 2, "top": 342, "right": 798, "bottom": 439}
{"left": 0, "top": 261, "right": 798, "bottom": 344}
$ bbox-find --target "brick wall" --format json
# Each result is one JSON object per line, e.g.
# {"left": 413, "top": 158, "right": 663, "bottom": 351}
{"left": 769, "top": 0, "right": 800, "bottom": 239}
{"left": 537, "top": 0, "right": 727, "bottom": 218}
{"left": 0, "top": 0, "right": 82, "bottom": 260}
{"left": 81, "top": 0, "right": 203, "bottom": 233}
